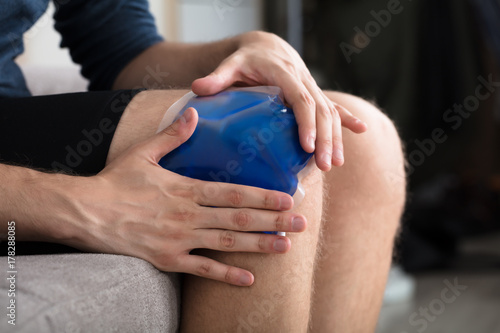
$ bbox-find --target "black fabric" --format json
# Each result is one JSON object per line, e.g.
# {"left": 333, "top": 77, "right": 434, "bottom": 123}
{"left": 3, "top": 241, "right": 82, "bottom": 256}
{"left": 0, "top": 90, "right": 142, "bottom": 175}
{"left": 0, "top": 89, "right": 144, "bottom": 255}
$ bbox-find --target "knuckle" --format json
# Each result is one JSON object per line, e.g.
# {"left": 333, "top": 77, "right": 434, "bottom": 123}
{"left": 228, "top": 52, "right": 245, "bottom": 66}
{"left": 251, "top": 30, "right": 276, "bottom": 41}
{"left": 219, "top": 230, "right": 236, "bottom": 249}
{"left": 165, "top": 229, "right": 187, "bottom": 242}
{"left": 281, "top": 59, "right": 296, "bottom": 74}
{"left": 299, "top": 91, "right": 315, "bottom": 109}
{"left": 263, "top": 193, "right": 276, "bottom": 209}
{"left": 194, "top": 181, "right": 219, "bottom": 203}
{"left": 171, "top": 183, "right": 195, "bottom": 199}
{"left": 224, "top": 267, "right": 237, "bottom": 283}
{"left": 318, "top": 103, "right": 334, "bottom": 120}
{"left": 233, "top": 210, "right": 251, "bottom": 230}
{"left": 170, "top": 205, "right": 197, "bottom": 223}
{"left": 160, "top": 123, "right": 180, "bottom": 137}
{"left": 226, "top": 189, "right": 244, "bottom": 207}
{"left": 320, "top": 138, "right": 333, "bottom": 148}
{"left": 264, "top": 31, "right": 279, "bottom": 40}
{"left": 331, "top": 106, "right": 341, "bottom": 120}
{"left": 274, "top": 214, "right": 285, "bottom": 231}
{"left": 258, "top": 235, "right": 267, "bottom": 251}
{"left": 154, "top": 253, "right": 177, "bottom": 270}
{"left": 196, "top": 262, "right": 212, "bottom": 277}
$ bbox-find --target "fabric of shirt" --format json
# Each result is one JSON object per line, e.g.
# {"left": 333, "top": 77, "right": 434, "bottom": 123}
{"left": 0, "top": 0, "right": 163, "bottom": 98}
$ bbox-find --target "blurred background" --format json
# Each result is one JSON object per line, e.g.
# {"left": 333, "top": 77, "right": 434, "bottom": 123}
{"left": 19, "top": 0, "right": 500, "bottom": 332}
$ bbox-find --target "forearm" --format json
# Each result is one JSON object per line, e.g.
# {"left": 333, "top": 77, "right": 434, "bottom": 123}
{"left": 0, "top": 163, "right": 81, "bottom": 242}
{"left": 112, "top": 38, "right": 239, "bottom": 90}
{"left": 0, "top": 89, "right": 301, "bottom": 285}
{"left": 0, "top": 89, "right": 190, "bottom": 248}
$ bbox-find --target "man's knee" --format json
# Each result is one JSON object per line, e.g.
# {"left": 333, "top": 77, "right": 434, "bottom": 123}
{"left": 324, "top": 90, "right": 406, "bottom": 209}
{"left": 325, "top": 91, "right": 400, "bottom": 143}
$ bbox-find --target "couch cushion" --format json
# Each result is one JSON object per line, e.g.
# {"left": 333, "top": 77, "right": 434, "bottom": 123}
{"left": 0, "top": 253, "right": 180, "bottom": 332}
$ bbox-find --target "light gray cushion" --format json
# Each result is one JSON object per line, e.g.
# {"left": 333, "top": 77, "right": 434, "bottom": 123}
{"left": 0, "top": 254, "right": 181, "bottom": 332}
{"left": 3, "top": 67, "right": 181, "bottom": 332}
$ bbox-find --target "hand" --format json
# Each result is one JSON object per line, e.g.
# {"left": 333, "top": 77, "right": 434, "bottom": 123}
{"left": 65, "top": 108, "right": 307, "bottom": 286}
{"left": 192, "top": 31, "right": 368, "bottom": 171}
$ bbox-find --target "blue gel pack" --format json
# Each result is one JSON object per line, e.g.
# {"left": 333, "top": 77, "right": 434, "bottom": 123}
{"left": 158, "top": 87, "right": 313, "bottom": 197}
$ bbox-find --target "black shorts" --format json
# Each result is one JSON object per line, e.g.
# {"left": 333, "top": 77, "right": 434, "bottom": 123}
{"left": 0, "top": 90, "right": 143, "bottom": 175}
{"left": 0, "top": 90, "right": 143, "bottom": 254}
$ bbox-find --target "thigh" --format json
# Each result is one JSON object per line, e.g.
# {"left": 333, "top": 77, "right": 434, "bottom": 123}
{"left": 106, "top": 89, "right": 190, "bottom": 163}
{"left": 180, "top": 168, "right": 324, "bottom": 333}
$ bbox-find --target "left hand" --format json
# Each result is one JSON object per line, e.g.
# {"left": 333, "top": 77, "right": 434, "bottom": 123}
{"left": 192, "top": 31, "right": 367, "bottom": 171}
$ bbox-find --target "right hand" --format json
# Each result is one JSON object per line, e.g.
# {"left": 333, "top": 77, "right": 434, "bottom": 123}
{"left": 63, "top": 107, "right": 307, "bottom": 286}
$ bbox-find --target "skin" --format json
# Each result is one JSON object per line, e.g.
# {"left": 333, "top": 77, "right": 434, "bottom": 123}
{"left": 112, "top": 31, "right": 368, "bottom": 171}
{"left": 0, "top": 30, "right": 406, "bottom": 331}
{"left": 179, "top": 91, "right": 405, "bottom": 332}
{"left": 0, "top": 91, "right": 305, "bottom": 286}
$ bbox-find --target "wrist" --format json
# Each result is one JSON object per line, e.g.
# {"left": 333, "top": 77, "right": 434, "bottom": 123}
{"left": 196, "top": 36, "right": 240, "bottom": 77}
{"left": 235, "top": 30, "right": 275, "bottom": 47}
{"left": 1, "top": 165, "right": 87, "bottom": 244}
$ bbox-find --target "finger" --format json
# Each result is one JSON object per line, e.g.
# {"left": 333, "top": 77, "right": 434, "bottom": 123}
{"left": 272, "top": 70, "right": 317, "bottom": 153}
{"left": 198, "top": 207, "right": 307, "bottom": 233}
{"left": 193, "top": 181, "right": 293, "bottom": 211}
{"left": 191, "top": 56, "right": 242, "bottom": 96}
{"left": 334, "top": 102, "right": 368, "bottom": 133}
{"left": 330, "top": 104, "right": 344, "bottom": 167}
{"left": 198, "top": 230, "right": 292, "bottom": 254}
{"left": 141, "top": 107, "right": 198, "bottom": 161}
{"left": 303, "top": 80, "right": 334, "bottom": 171}
{"left": 181, "top": 254, "right": 255, "bottom": 286}
{"left": 315, "top": 91, "right": 345, "bottom": 166}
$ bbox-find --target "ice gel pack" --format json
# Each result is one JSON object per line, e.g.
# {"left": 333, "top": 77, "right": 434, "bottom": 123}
{"left": 157, "top": 86, "right": 313, "bottom": 206}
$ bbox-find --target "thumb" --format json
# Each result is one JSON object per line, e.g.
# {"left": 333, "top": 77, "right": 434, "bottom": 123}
{"left": 144, "top": 107, "right": 198, "bottom": 161}
{"left": 192, "top": 59, "right": 240, "bottom": 96}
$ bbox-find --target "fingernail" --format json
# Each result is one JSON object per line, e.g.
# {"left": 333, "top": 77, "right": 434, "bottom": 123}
{"left": 292, "top": 216, "right": 305, "bottom": 232}
{"left": 307, "top": 135, "right": 316, "bottom": 151}
{"left": 355, "top": 119, "right": 367, "bottom": 127}
{"left": 322, "top": 152, "right": 332, "bottom": 167}
{"left": 333, "top": 148, "right": 344, "bottom": 162}
{"left": 278, "top": 196, "right": 292, "bottom": 210}
{"left": 181, "top": 109, "right": 193, "bottom": 123}
{"left": 273, "top": 238, "right": 288, "bottom": 252}
{"left": 239, "top": 274, "right": 253, "bottom": 286}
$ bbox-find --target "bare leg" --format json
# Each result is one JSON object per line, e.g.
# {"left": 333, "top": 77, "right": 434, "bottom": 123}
{"left": 108, "top": 89, "right": 405, "bottom": 332}
{"left": 179, "top": 92, "right": 405, "bottom": 332}
{"left": 109, "top": 89, "right": 323, "bottom": 332}
{"left": 106, "top": 89, "right": 190, "bottom": 162}
{"left": 181, "top": 168, "right": 323, "bottom": 333}
{"left": 309, "top": 92, "right": 406, "bottom": 332}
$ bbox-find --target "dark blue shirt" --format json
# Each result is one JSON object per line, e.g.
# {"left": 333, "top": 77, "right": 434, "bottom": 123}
{"left": 0, "top": 0, "right": 163, "bottom": 98}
